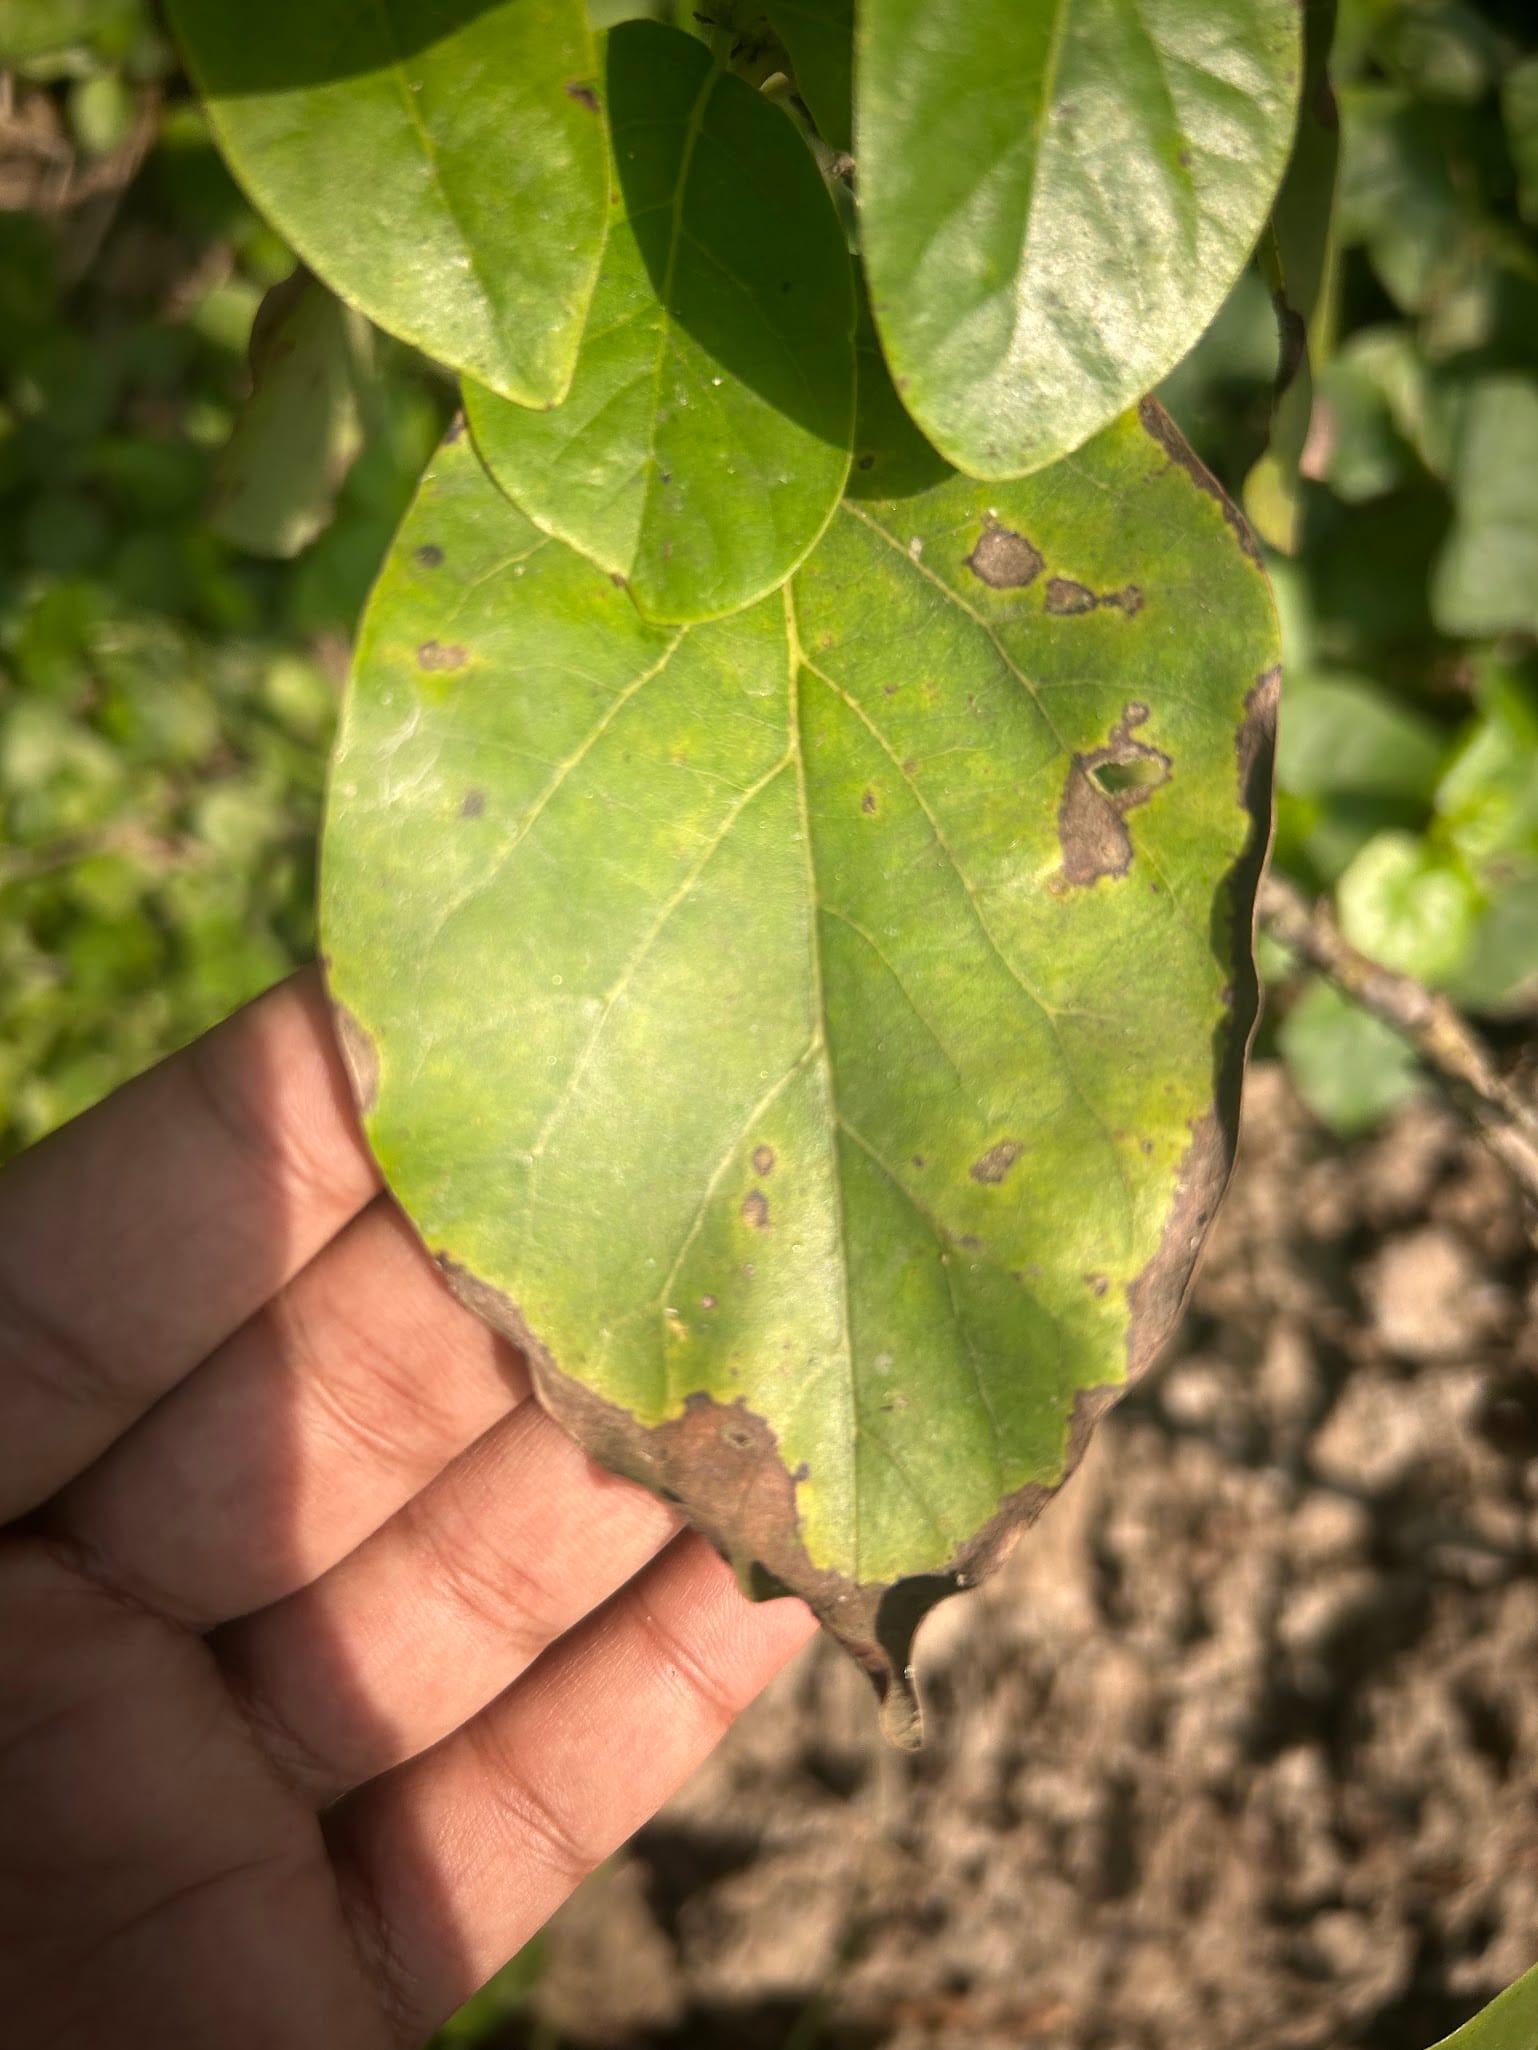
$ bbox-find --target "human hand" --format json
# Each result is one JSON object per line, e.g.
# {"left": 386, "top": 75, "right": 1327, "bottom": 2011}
{"left": 0, "top": 970, "right": 815, "bottom": 2048}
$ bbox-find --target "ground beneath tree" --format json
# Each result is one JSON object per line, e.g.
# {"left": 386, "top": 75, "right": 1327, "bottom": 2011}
{"left": 523, "top": 1066, "right": 1538, "bottom": 2050}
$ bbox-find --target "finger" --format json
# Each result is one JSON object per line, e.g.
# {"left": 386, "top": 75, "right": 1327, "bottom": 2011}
{"left": 0, "top": 968, "right": 379, "bottom": 1522}
{"left": 45, "top": 1199, "right": 526, "bottom": 1629}
{"left": 329, "top": 1535, "right": 817, "bottom": 2042}
{"left": 218, "top": 1394, "right": 681, "bottom": 1805}
{"left": 0, "top": 1539, "right": 389, "bottom": 2050}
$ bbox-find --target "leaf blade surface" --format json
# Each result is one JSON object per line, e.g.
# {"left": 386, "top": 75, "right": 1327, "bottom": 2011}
{"left": 467, "top": 20, "right": 854, "bottom": 623}
{"left": 322, "top": 400, "right": 1278, "bottom": 1736}
{"left": 167, "top": 0, "right": 608, "bottom": 406}
{"left": 857, "top": 0, "right": 1301, "bottom": 477}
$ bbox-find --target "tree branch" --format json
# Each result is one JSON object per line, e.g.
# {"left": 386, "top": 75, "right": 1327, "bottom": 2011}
{"left": 1259, "top": 872, "right": 1538, "bottom": 1215}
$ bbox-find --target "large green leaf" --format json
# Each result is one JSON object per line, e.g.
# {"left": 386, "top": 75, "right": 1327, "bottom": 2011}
{"left": 466, "top": 21, "right": 854, "bottom": 624}
{"left": 322, "top": 398, "right": 1277, "bottom": 1740}
{"left": 166, "top": 0, "right": 608, "bottom": 408}
{"left": 856, "top": 0, "right": 1301, "bottom": 479}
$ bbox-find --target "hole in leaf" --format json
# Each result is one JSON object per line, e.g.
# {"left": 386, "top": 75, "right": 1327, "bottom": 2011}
{"left": 1090, "top": 756, "right": 1168, "bottom": 798}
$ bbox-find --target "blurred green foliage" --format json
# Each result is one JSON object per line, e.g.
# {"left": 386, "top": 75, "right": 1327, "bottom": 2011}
{"left": 3, "top": 0, "right": 1536, "bottom": 1158}
{"left": 1163, "top": 0, "right": 1538, "bottom": 1134}
{"left": 0, "top": 0, "right": 447, "bottom": 1153}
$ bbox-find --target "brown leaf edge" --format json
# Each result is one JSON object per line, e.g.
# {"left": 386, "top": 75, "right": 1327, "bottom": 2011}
{"left": 325, "top": 409, "right": 1279, "bottom": 1751}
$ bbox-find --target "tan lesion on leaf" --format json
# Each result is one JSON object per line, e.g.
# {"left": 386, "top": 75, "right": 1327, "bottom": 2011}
{"left": 1044, "top": 577, "right": 1144, "bottom": 617}
{"left": 1052, "top": 702, "right": 1173, "bottom": 889}
{"left": 964, "top": 523, "right": 1044, "bottom": 590}
{"left": 969, "top": 1139, "right": 1023, "bottom": 1184}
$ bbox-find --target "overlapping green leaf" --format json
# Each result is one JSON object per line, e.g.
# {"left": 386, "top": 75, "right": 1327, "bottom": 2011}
{"left": 467, "top": 20, "right": 854, "bottom": 624}
{"left": 1245, "top": 0, "right": 1340, "bottom": 554}
{"left": 765, "top": 0, "right": 853, "bottom": 152}
{"left": 166, "top": 0, "right": 608, "bottom": 407}
{"left": 856, "top": 0, "right": 1301, "bottom": 479}
{"left": 323, "top": 391, "right": 1276, "bottom": 1738}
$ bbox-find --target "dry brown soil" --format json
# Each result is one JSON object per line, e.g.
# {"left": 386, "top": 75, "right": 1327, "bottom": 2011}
{"left": 522, "top": 1066, "right": 1538, "bottom": 2050}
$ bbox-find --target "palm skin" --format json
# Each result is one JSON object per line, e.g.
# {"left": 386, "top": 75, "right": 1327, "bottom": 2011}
{"left": 0, "top": 970, "right": 814, "bottom": 2048}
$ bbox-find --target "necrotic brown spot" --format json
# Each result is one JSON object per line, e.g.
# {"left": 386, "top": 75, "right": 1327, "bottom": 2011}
{"left": 418, "top": 640, "right": 468, "bottom": 672}
{"left": 565, "top": 79, "right": 600, "bottom": 112}
{"left": 860, "top": 788, "right": 878, "bottom": 814}
{"left": 1045, "top": 577, "right": 1145, "bottom": 617}
{"left": 1045, "top": 577, "right": 1097, "bottom": 615}
{"left": 970, "top": 1139, "right": 1023, "bottom": 1184}
{"left": 752, "top": 1145, "right": 776, "bottom": 1177}
{"left": 460, "top": 789, "right": 485, "bottom": 819}
{"left": 742, "top": 1189, "right": 770, "bottom": 1231}
{"left": 965, "top": 525, "right": 1044, "bottom": 590}
{"left": 1053, "top": 702, "right": 1173, "bottom": 889}
{"left": 415, "top": 543, "right": 444, "bottom": 569}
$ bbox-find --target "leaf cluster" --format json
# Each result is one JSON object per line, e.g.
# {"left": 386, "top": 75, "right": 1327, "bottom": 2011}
{"left": 1160, "top": 0, "right": 1538, "bottom": 1134}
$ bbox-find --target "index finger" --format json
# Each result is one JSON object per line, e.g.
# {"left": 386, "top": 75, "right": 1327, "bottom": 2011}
{"left": 0, "top": 968, "right": 380, "bottom": 1521}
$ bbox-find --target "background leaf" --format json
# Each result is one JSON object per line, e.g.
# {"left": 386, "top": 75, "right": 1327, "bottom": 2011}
{"left": 1274, "top": 978, "right": 1421, "bottom": 1136}
{"left": 208, "top": 273, "right": 370, "bottom": 560}
{"left": 165, "top": 0, "right": 608, "bottom": 407}
{"left": 856, "top": 0, "right": 1301, "bottom": 478}
{"left": 466, "top": 20, "right": 854, "bottom": 624}
{"left": 322, "top": 397, "right": 1277, "bottom": 1739}
{"left": 1432, "top": 375, "right": 1538, "bottom": 635}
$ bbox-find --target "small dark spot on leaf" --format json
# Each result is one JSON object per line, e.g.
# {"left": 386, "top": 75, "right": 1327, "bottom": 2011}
{"left": 658, "top": 467, "right": 672, "bottom": 484}
{"left": 565, "top": 78, "right": 600, "bottom": 112}
{"left": 902, "top": 758, "right": 917, "bottom": 776}
{"left": 460, "top": 789, "right": 485, "bottom": 819}
{"left": 609, "top": 571, "right": 627, "bottom": 588}
{"left": 415, "top": 543, "right": 444, "bottom": 569}
{"left": 1045, "top": 577, "right": 1097, "bottom": 615}
{"left": 970, "top": 1139, "right": 1023, "bottom": 1184}
{"left": 965, "top": 524, "right": 1044, "bottom": 590}
{"left": 912, "top": 1155, "right": 926, "bottom": 1168}
{"left": 1178, "top": 147, "right": 1192, "bottom": 168}
{"left": 700, "top": 1293, "right": 717, "bottom": 1311}
{"left": 1085, "top": 1273, "right": 1109, "bottom": 1297}
{"left": 752, "top": 1144, "right": 776, "bottom": 1177}
{"left": 860, "top": 788, "right": 877, "bottom": 814}
{"left": 418, "top": 639, "right": 468, "bottom": 672}
{"left": 856, "top": 454, "right": 875, "bottom": 470}
{"left": 1141, "top": 1137, "right": 1154, "bottom": 1155}
{"left": 742, "top": 1189, "right": 770, "bottom": 1231}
